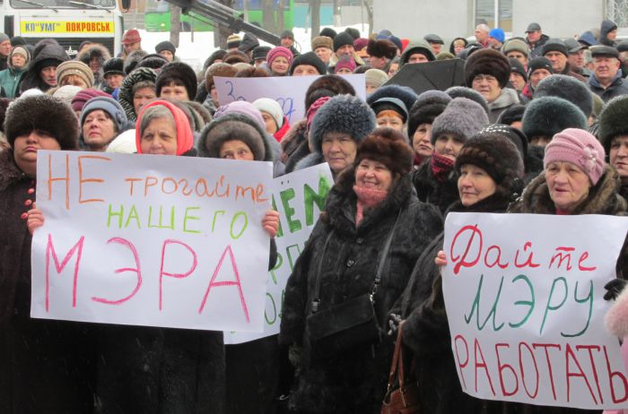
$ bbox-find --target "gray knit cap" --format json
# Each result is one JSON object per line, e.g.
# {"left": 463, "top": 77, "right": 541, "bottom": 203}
{"left": 430, "top": 97, "right": 489, "bottom": 144}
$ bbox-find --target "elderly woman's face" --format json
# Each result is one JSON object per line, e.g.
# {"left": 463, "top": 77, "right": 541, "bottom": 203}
{"left": 134, "top": 87, "right": 157, "bottom": 115}
{"left": 140, "top": 117, "right": 177, "bottom": 155}
{"left": 83, "top": 110, "right": 116, "bottom": 150}
{"left": 322, "top": 132, "right": 358, "bottom": 173}
{"left": 413, "top": 123, "right": 433, "bottom": 158}
{"left": 219, "top": 139, "right": 255, "bottom": 161}
{"left": 355, "top": 159, "right": 392, "bottom": 191}
{"left": 434, "top": 133, "right": 464, "bottom": 161}
{"left": 545, "top": 161, "right": 591, "bottom": 212}
{"left": 458, "top": 164, "right": 497, "bottom": 207}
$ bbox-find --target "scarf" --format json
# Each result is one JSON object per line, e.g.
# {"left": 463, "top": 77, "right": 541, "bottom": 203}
{"left": 430, "top": 152, "right": 455, "bottom": 183}
{"left": 353, "top": 185, "right": 388, "bottom": 226}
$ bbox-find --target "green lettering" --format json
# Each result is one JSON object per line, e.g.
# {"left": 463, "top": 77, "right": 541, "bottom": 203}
{"left": 107, "top": 204, "right": 123, "bottom": 228}
{"left": 230, "top": 211, "right": 248, "bottom": 239}
{"left": 540, "top": 277, "right": 568, "bottom": 335}
{"left": 304, "top": 175, "right": 331, "bottom": 226}
{"left": 509, "top": 274, "right": 535, "bottom": 328}
{"left": 183, "top": 206, "right": 201, "bottom": 234}
{"left": 562, "top": 280, "right": 593, "bottom": 338}
{"left": 463, "top": 274, "right": 505, "bottom": 331}
{"left": 280, "top": 188, "right": 302, "bottom": 233}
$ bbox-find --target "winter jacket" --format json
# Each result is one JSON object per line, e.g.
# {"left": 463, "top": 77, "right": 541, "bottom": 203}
{"left": 78, "top": 44, "right": 111, "bottom": 89}
{"left": 412, "top": 158, "right": 460, "bottom": 214}
{"left": 274, "top": 115, "right": 290, "bottom": 142}
{"left": 589, "top": 72, "right": 628, "bottom": 102}
{"left": 527, "top": 34, "right": 550, "bottom": 59}
{"left": 0, "top": 47, "right": 29, "bottom": 98}
{"left": 281, "top": 118, "right": 310, "bottom": 173}
{"left": 19, "top": 40, "right": 69, "bottom": 93}
{"left": 0, "top": 149, "right": 97, "bottom": 414}
{"left": 279, "top": 169, "right": 442, "bottom": 413}
{"left": 488, "top": 87, "right": 520, "bottom": 123}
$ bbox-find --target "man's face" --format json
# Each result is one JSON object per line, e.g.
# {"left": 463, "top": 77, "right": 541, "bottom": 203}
{"left": 526, "top": 31, "right": 542, "bottom": 43}
{"left": 315, "top": 47, "right": 333, "bottom": 63}
{"left": 474, "top": 27, "right": 488, "bottom": 43}
{"left": 40, "top": 66, "right": 57, "bottom": 86}
{"left": 568, "top": 50, "right": 585, "bottom": 70}
{"left": 608, "top": 29, "right": 618, "bottom": 41}
{"left": 509, "top": 72, "right": 526, "bottom": 91}
{"left": 530, "top": 69, "right": 552, "bottom": 88}
{"left": 472, "top": 74, "right": 501, "bottom": 103}
{"left": 369, "top": 55, "right": 387, "bottom": 70}
{"left": 544, "top": 51, "right": 567, "bottom": 72}
{"left": 488, "top": 38, "right": 502, "bottom": 49}
{"left": 280, "top": 37, "right": 294, "bottom": 48}
{"left": 159, "top": 50, "right": 174, "bottom": 62}
{"left": 0, "top": 41, "right": 11, "bottom": 57}
{"left": 429, "top": 43, "right": 442, "bottom": 54}
{"left": 336, "top": 44, "right": 354, "bottom": 58}
{"left": 123, "top": 41, "right": 141, "bottom": 54}
{"left": 408, "top": 53, "right": 428, "bottom": 64}
{"left": 593, "top": 56, "right": 620, "bottom": 83}
{"left": 610, "top": 135, "right": 628, "bottom": 183}
{"left": 506, "top": 51, "right": 528, "bottom": 66}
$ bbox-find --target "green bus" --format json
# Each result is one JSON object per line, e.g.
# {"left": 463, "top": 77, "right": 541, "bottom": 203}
{"left": 145, "top": 0, "right": 294, "bottom": 32}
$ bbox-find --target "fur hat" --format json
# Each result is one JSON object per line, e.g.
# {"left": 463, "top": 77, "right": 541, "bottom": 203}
{"left": 534, "top": 74, "right": 593, "bottom": 117}
{"left": 333, "top": 32, "right": 355, "bottom": 52}
{"left": 155, "top": 40, "right": 176, "bottom": 56}
{"left": 223, "top": 50, "right": 250, "bottom": 65}
{"left": 312, "top": 36, "right": 333, "bottom": 51}
{"left": 205, "top": 62, "right": 238, "bottom": 92}
{"left": 155, "top": 61, "right": 197, "bottom": 100}
{"left": 103, "top": 57, "right": 125, "bottom": 78}
{"left": 367, "top": 84, "right": 418, "bottom": 119}
{"left": 124, "top": 49, "right": 148, "bottom": 75}
{"left": 464, "top": 48, "right": 510, "bottom": 88}
{"left": 138, "top": 53, "right": 169, "bottom": 71}
{"left": 598, "top": 95, "right": 628, "bottom": 154}
{"left": 52, "top": 85, "right": 82, "bottom": 107}
{"left": 407, "top": 90, "right": 451, "bottom": 137}
{"left": 445, "top": 86, "right": 489, "bottom": 114}
{"left": 77, "top": 44, "right": 111, "bottom": 71}
{"left": 544, "top": 128, "right": 605, "bottom": 185}
{"left": 71, "top": 88, "right": 110, "bottom": 112}
{"left": 80, "top": 96, "right": 128, "bottom": 132}
{"left": 305, "top": 74, "right": 356, "bottom": 110}
{"left": 5, "top": 95, "right": 78, "bottom": 150}
{"left": 502, "top": 38, "right": 530, "bottom": 57}
{"left": 289, "top": 51, "right": 326, "bottom": 75}
{"left": 455, "top": 132, "right": 524, "bottom": 199}
{"left": 310, "top": 94, "right": 376, "bottom": 153}
{"left": 366, "top": 39, "right": 397, "bottom": 59}
{"left": 496, "top": 104, "right": 526, "bottom": 126}
{"left": 354, "top": 127, "right": 413, "bottom": 175}
{"left": 253, "top": 98, "right": 283, "bottom": 129}
{"left": 252, "top": 46, "right": 271, "bottom": 61}
{"left": 56, "top": 60, "right": 94, "bottom": 88}
{"left": 430, "top": 97, "right": 489, "bottom": 144}
{"left": 521, "top": 96, "right": 588, "bottom": 141}
{"left": 365, "top": 69, "right": 389, "bottom": 89}
{"left": 198, "top": 112, "right": 270, "bottom": 161}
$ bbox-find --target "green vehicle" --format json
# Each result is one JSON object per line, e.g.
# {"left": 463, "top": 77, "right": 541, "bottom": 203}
{"left": 145, "top": 0, "right": 294, "bottom": 32}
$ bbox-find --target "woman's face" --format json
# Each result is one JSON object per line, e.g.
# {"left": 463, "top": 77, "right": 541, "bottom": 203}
{"left": 545, "top": 161, "right": 591, "bottom": 212}
{"left": 11, "top": 53, "right": 26, "bottom": 69}
{"left": 454, "top": 41, "right": 466, "bottom": 55}
{"left": 140, "top": 117, "right": 178, "bottom": 155}
{"left": 458, "top": 164, "right": 497, "bottom": 207}
{"left": 335, "top": 67, "right": 353, "bottom": 75}
{"left": 261, "top": 111, "right": 278, "bottom": 134}
{"left": 321, "top": 132, "right": 358, "bottom": 173}
{"left": 218, "top": 139, "right": 255, "bottom": 161}
{"left": 376, "top": 112, "right": 403, "bottom": 130}
{"left": 355, "top": 159, "right": 393, "bottom": 192}
{"left": 271, "top": 56, "right": 289, "bottom": 75}
{"left": 83, "top": 109, "right": 116, "bottom": 150}
{"left": 61, "top": 75, "right": 88, "bottom": 88}
{"left": 434, "top": 134, "right": 464, "bottom": 161}
{"left": 13, "top": 130, "right": 61, "bottom": 176}
{"left": 387, "top": 62, "right": 399, "bottom": 78}
{"left": 134, "top": 87, "right": 157, "bottom": 115}
{"left": 412, "top": 123, "right": 433, "bottom": 158}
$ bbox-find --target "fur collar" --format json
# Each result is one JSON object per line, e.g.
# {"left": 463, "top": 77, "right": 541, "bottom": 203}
{"left": 0, "top": 149, "right": 26, "bottom": 191}
{"left": 489, "top": 87, "right": 520, "bottom": 111}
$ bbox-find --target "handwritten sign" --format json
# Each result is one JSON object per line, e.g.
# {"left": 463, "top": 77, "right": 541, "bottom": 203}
{"left": 225, "top": 163, "right": 333, "bottom": 344}
{"left": 31, "top": 151, "right": 273, "bottom": 332}
{"left": 442, "top": 213, "right": 628, "bottom": 409}
{"left": 214, "top": 75, "right": 367, "bottom": 123}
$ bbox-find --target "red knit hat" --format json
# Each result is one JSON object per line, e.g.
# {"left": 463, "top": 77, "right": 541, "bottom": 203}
{"left": 266, "top": 46, "right": 294, "bottom": 67}
{"left": 122, "top": 29, "right": 141, "bottom": 45}
{"left": 71, "top": 88, "right": 110, "bottom": 112}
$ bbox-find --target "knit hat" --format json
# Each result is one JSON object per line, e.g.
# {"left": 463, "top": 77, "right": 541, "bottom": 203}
{"left": 353, "top": 38, "right": 369, "bottom": 52}
{"left": 542, "top": 39, "right": 569, "bottom": 57}
{"left": 365, "top": 68, "right": 389, "bottom": 87}
{"left": 334, "top": 56, "right": 356, "bottom": 73}
{"left": 122, "top": 29, "right": 141, "bottom": 45}
{"left": 509, "top": 58, "right": 527, "bottom": 82}
{"left": 11, "top": 46, "right": 28, "bottom": 60}
{"left": 198, "top": 112, "right": 271, "bottom": 161}
{"left": 205, "top": 62, "right": 238, "bottom": 92}
{"left": 155, "top": 40, "right": 176, "bottom": 56}
{"left": 289, "top": 51, "right": 326, "bottom": 75}
{"left": 407, "top": 90, "right": 451, "bottom": 137}
{"left": 479, "top": 123, "right": 528, "bottom": 163}
{"left": 71, "top": 88, "right": 110, "bottom": 112}
{"left": 430, "top": 97, "right": 489, "bottom": 144}
{"left": 103, "top": 57, "right": 125, "bottom": 78}
{"left": 280, "top": 30, "right": 294, "bottom": 40}
{"left": 267, "top": 46, "right": 294, "bottom": 67}
{"left": 354, "top": 128, "right": 413, "bottom": 175}
{"left": 80, "top": 96, "right": 128, "bottom": 132}
{"left": 306, "top": 96, "right": 331, "bottom": 131}
{"left": 56, "top": 60, "right": 94, "bottom": 88}
{"left": 535, "top": 74, "right": 593, "bottom": 117}
{"left": 333, "top": 32, "right": 355, "bottom": 52}
{"left": 52, "top": 85, "right": 82, "bottom": 107}
{"left": 310, "top": 94, "right": 376, "bottom": 153}
{"left": 253, "top": 98, "right": 283, "bottom": 129}
{"left": 598, "top": 95, "right": 628, "bottom": 154}
{"left": 527, "top": 57, "right": 554, "bottom": 77}
{"left": 319, "top": 27, "right": 337, "bottom": 39}
{"left": 155, "top": 61, "right": 197, "bottom": 100}
{"left": 544, "top": 128, "right": 605, "bottom": 185}
{"left": 136, "top": 99, "right": 194, "bottom": 156}
{"left": 521, "top": 96, "right": 588, "bottom": 141}
{"left": 366, "top": 38, "right": 397, "bottom": 59}
{"left": 213, "top": 100, "right": 265, "bottom": 130}
{"left": 464, "top": 48, "right": 510, "bottom": 88}
{"left": 227, "top": 34, "right": 241, "bottom": 49}
{"left": 252, "top": 46, "right": 271, "bottom": 61}
{"left": 238, "top": 32, "right": 260, "bottom": 54}
{"left": 10, "top": 36, "right": 26, "bottom": 46}
{"left": 489, "top": 28, "right": 505, "bottom": 43}
{"left": 312, "top": 36, "right": 333, "bottom": 51}
{"left": 345, "top": 27, "right": 360, "bottom": 40}
{"left": 456, "top": 132, "right": 524, "bottom": 196}
{"left": 5, "top": 95, "right": 78, "bottom": 150}
{"left": 502, "top": 38, "right": 530, "bottom": 57}
{"left": 138, "top": 53, "right": 169, "bottom": 71}
{"left": 445, "top": 86, "right": 489, "bottom": 115}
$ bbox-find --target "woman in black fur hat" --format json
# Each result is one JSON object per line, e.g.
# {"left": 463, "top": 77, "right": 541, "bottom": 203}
{"left": 280, "top": 127, "right": 442, "bottom": 413}
{"left": 78, "top": 43, "right": 111, "bottom": 90}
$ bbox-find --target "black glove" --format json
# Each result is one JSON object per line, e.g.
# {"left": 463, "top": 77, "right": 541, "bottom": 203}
{"left": 604, "top": 278, "right": 628, "bottom": 301}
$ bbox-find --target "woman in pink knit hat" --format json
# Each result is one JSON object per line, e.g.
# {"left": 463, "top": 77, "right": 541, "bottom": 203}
{"left": 266, "top": 46, "right": 294, "bottom": 76}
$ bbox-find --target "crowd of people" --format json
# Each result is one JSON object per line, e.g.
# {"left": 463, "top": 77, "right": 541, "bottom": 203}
{"left": 2, "top": 16, "right": 628, "bottom": 414}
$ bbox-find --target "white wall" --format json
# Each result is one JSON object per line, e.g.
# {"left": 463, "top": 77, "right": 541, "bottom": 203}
{"left": 511, "top": 0, "right": 605, "bottom": 38}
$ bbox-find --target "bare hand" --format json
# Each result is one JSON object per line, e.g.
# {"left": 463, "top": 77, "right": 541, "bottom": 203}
{"left": 435, "top": 250, "right": 448, "bottom": 267}
{"left": 27, "top": 205, "right": 44, "bottom": 235}
{"left": 262, "top": 210, "right": 280, "bottom": 238}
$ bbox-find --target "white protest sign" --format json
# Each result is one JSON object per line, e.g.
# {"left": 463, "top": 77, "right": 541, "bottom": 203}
{"left": 442, "top": 213, "right": 628, "bottom": 410}
{"left": 225, "top": 163, "right": 334, "bottom": 344}
{"left": 31, "top": 151, "right": 273, "bottom": 332}
{"left": 214, "top": 74, "right": 367, "bottom": 124}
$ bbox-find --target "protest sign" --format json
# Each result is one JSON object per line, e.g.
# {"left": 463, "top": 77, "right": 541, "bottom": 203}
{"left": 31, "top": 151, "right": 273, "bottom": 332}
{"left": 442, "top": 213, "right": 628, "bottom": 409}
{"left": 225, "top": 163, "right": 333, "bottom": 344}
{"left": 214, "top": 74, "right": 367, "bottom": 123}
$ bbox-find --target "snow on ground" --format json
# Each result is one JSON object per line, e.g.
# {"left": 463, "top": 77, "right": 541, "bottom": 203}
{"left": 138, "top": 24, "right": 369, "bottom": 72}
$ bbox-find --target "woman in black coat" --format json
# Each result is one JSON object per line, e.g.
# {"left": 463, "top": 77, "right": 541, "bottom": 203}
{"left": 280, "top": 128, "right": 443, "bottom": 413}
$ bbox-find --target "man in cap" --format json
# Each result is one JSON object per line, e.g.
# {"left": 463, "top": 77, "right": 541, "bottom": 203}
{"left": 280, "top": 30, "right": 300, "bottom": 57}
{"left": 565, "top": 38, "right": 591, "bottom": 78}
{"left": 227, "top": 34, "right": 241, "bottom": 51}
{"left": 366, "top": 38, "right": 397, "bottom": 71}
{"left": 521, "top": 56, "right": 554, "bottom": 102}
{"left": 488, "top": 28, "right": 505, "bottom": 50}
{"left": 328, "top": 32, "right": 364, "bottom": 73}
{"left": 424, "top": 34, "right": 444, "bottom": 55}
{"left": 589, "top": 45, "right": 628, "bottom": 102}
{"left": 121, "top": 29, "right": 143, "bottom": 58}
{"left": 502, "top": 39, "right": 530, "bottom": 68}
{"left": 399, "top": 40, "right": 435, "bottom": 66}
{"left": 474, "top": 24, "right": 490, "bottom": 48}
{"left": 525, "top": 23, "right": 549, "bottom": 58}
{"left": 0, "top": 34, "right": 11, "bottom": 71}
{"left": 311, "top": 36, "right": 333, "bottom": 64}
{"left": 542, "top": 39, "right": 586, "bottom": 82}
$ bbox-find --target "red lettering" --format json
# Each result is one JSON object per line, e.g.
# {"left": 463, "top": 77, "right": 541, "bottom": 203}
{"left": 576, "top": 345, "right": 603, "bottom": 404}
{"left": 474, "top": 338, "right": 496, "bottom": 395}
{"left": 484, "top": 245, "right": 509, "bottom": 269}
{"left": 158, "top": 239, "right": 198, "bottom": 310}
{"left": 495, "top": 343, "right": 518, "bottom": 397}
{"left": 454, "top": 334, "right": 469, "bottom": 390}
{"left": 519, "top": 342, "right": 539, "bottom": 399}
{"left": 533, "top": 343, "right": 561, "bottom": 401}
{"left": 604, "top": 345, "right": 628, "bottom": 404}
{"left": 91, "top": 237, "right": 142, "bottom": 305}
{"left": 450, "top": 224, "right": 483, "bottom": 275}
{"left": 47, "top": 153, "right": 70, "bottom": 210}
{"left": 549, "top": 247, "right": 575, "bottom": 270}
{"left": 45, "top": 234, "right": 85, "bottom": 311}
{"left": 78, "top": 155, "right": 109, "bottom": 204}
{"left": 514, "top": 241, "right": 540, "bottom": 268}
{"left": 578, "top": 252, "right": 597, "bottom": 272}
{"left": 144, "top": 176, "right": 158, "bottom": 196}
{"left": 565, "top": 343, "right": 598, "bottom": 404}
